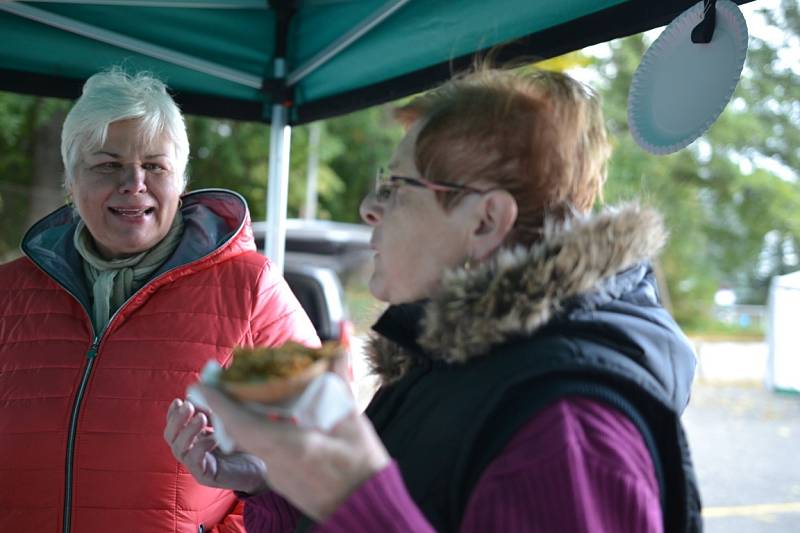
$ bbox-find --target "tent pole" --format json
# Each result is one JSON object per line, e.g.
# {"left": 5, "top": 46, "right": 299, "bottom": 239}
{"left": 264, "top": 58, "right": 291, "bottom": 275}
{"left": 263, "top": 1, "right": 296, "bottom": 274}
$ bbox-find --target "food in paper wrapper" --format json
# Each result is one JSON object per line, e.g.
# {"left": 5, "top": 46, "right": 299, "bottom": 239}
{"left": 220, "top": 341, "right": 341, "bottom": 403}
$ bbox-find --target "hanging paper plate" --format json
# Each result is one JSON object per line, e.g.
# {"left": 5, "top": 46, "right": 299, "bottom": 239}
{"left": 628, "top": 0, "right": 748, "bottom": 155}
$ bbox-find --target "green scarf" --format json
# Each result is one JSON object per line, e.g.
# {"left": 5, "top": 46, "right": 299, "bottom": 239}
{"left": 74, "top": 212, "right": 185, "bottom": 333}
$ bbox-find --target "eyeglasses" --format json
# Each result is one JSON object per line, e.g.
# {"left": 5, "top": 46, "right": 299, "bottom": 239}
{"left": 374, "top": 167, "right": 493, "bottom": 204}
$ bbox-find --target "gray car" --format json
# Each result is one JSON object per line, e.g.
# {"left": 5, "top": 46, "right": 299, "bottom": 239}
{"left": 252, "top": 219, "right": 372, "bottom": 345}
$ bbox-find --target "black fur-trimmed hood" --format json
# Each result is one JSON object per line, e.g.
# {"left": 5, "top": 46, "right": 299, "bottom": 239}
{"left": 367, "top": 204, "right": 696, "bottom": 408}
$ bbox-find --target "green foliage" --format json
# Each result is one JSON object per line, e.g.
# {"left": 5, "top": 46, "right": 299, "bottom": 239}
{"left": 185, "top": 106, "right": 400, "bottom": 224}
{"left": 186, "top": 118, "right": 271, "bottom": 219}
{"left": 323, "top": 106, "right": 403, "bottom": 222}
{"left": 0, "top": 93, "right": 71, "bottom": 260}
{"left": 682, "top": 317, "right": 766, "bottom": 342}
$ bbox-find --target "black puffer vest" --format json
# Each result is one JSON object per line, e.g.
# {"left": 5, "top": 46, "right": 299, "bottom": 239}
{"left": 363, "top": 301, "right": 702, "bottom": 532}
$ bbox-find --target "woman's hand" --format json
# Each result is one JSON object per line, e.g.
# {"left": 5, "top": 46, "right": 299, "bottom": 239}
{"left": 197, "top": 384, "right": 391, "bottom": 522}
{"left": 164, "top": 398, "right": 269, "bottom": 495}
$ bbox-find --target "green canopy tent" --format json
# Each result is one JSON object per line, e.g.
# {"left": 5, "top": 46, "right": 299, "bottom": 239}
{"left": 0, "top": 0, "right": 755, "bottom": 270}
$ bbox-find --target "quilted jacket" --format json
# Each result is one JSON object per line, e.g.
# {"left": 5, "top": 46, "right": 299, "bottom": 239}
{"left": 0, "top": 189, "right": 319, "bottom": 533}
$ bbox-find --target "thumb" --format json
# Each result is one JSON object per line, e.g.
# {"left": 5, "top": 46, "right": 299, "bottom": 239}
{"left": 328, "top": 349, "right": 352, "bottom": 386}
{"left": 197, "top": 386, "right": 259, "bottom": 438}
{"left": 197, "top": 385, "right": 291, "bottom": 452}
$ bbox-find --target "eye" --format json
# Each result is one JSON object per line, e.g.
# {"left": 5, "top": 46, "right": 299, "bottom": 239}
{"left": 143, "top": 162, "right": 167, "bottom": 173}
{"left": 92, "top": 161, "right": 122, "bottom": 173}
{"left": 375, "top": 183, "right": 395, "bottom": 202}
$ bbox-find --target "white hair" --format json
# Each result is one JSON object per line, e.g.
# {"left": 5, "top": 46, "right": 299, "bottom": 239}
{"left": 61, "top": 67, "right": 190, "bottom": 191}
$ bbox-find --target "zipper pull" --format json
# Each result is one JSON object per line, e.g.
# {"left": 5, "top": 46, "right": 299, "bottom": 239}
{"left": 87, "top": 338, "right": 100, "bottom": 360}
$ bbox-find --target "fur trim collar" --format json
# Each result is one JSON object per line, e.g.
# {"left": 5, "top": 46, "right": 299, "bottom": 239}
{"left": 367, "top": 204, "right": 667, "bottom": 383}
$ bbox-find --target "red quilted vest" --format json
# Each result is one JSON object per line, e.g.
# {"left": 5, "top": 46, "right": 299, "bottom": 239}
{"left": 0, "top": 189, "right": 319, "bottom": 532}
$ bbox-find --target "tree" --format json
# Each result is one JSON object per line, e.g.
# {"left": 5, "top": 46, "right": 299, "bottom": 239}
{"left": 185, "top": 105, "right": 400, "bottom": 224}
{"left": 0, "top": 93, "right": 68, "bottom": 261}
{"left": 591, "top": 0, "right": 800, "bottom": 327}
{"left": 323, "top": 105, "right": 403, "bottom": 222}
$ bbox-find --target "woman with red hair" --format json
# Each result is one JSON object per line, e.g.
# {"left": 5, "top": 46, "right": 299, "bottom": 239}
{"left": 170, "top": 67, "right": 701, "bottom": 533}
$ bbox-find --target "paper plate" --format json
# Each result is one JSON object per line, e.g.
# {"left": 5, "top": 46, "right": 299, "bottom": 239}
{"left": 628, "top": 0, "right": 748, "bottom": 154}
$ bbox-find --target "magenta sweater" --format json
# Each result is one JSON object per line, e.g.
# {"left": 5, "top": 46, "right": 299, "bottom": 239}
{"left": 243, "top": 397, "right": 663, "bottom": 533}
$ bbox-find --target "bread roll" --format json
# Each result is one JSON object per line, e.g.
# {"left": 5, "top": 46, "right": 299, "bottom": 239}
{"left": 219, "top": 341, "right": 340, "bottom": 403}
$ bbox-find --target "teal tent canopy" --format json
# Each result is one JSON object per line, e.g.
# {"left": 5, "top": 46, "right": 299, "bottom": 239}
{"left": 1, "top": 0, "right": 755, "bottom": 124}
{"left": 0, "top": 0, "right": 756, "bottom": 269}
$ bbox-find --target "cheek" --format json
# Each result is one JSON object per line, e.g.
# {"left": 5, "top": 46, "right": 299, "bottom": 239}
{"left": 156, "top": 179, "right": 184, "bottom": 205}
{"left": 381, "top": 241, "right": 446, "bottom": 302}
{"left": 70, "top": 185, "right": 100, "bottom": 219}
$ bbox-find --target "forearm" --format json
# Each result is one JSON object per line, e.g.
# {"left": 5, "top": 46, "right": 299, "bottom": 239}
{"left": 314, "top": 399, "right": 662, "bottom": 533}
{"left": 315, "top": 461, "right": 434, "bottom": 533}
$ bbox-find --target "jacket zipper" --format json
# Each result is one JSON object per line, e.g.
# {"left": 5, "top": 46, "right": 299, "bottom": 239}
{"left": 62, "top": 336, "right": 100, "bottom": 533}
{"left": 55, "top": 257, "right": 242, "bottom": 532}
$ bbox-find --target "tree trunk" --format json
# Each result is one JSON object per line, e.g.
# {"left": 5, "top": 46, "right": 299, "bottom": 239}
{"left": 27, "top": 100, "right": 66, "bottom": 228}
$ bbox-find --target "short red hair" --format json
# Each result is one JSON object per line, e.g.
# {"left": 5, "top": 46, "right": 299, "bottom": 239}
{"left": 396, "top": 67, "right": 611, "bottom": 246}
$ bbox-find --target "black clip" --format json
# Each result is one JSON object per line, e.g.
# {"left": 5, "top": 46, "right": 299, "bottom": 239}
{"left": 261, "top": 77, "right": 294, "bottom": 108}
{"left": 691, "top": 0, "right": 717, "bottom": 43}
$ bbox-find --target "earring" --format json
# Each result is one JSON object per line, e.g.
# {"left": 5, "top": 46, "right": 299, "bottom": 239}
{"left": 178, "top": 198, "right": 183, "bottom": 209}
{"left": 462, "top": 255, "right": 475, "bottom": 271}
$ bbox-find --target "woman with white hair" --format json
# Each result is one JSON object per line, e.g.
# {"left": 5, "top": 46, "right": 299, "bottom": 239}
{"left": 0, "top": 68, "right": 318, "bottom": 532}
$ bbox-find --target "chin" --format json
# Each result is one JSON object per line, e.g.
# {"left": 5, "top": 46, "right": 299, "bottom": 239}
{"left": 368, "top": 276, "right": 391, "bottom": 303}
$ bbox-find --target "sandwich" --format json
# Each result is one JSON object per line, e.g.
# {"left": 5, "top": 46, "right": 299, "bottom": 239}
{"left": 219, "top": 341, "right": 341, "bottom": 403}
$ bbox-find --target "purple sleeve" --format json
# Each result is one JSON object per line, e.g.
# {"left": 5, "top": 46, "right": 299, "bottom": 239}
{"left": 459, "top": 398, "right": 663, "bottom": 533}
{"left": 313, "top": 398, "right": 662, "bottom": 533}
{"left": 242, "top": 490, "right": 300, "bottom": 533}
{"left": 313, "top": 461, "right": 434, "bottom": 533}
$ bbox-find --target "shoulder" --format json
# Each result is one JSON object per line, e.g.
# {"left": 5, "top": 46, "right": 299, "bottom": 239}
{"left": 202, "top": 249, "right": 272, "bottom": 283}
{"left": 0, "top": 257, "right": 46, "bottom": 289}
{"left": 228, "top": 249, "right": 271, "bottom": 270}
{"left": 0, "top": 258, "right": 67, "bottom": 323}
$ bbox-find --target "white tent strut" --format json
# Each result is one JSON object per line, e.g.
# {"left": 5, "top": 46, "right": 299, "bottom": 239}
{"left": 287, "top": 0, "right": 412, "bottom": 86}
{"left": 264, "top": 57, "right": 291, "bottom": 274}
{"left": 0, "top": 2, "right": 262, "bottom": 88}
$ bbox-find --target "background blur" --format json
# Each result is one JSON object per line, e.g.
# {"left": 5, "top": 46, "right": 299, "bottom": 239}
{"left": 3, "top": 2, "right": 800, "bottom": 336}
{"left": 1, "top": 0, "right": 798, "bottom": 530}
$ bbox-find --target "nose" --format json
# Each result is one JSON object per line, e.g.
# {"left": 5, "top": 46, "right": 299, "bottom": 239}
{"left": 119, "top": 165, "right": 147, "bottom": 194}
{"left": 359, "top": 193, "right": 383, "bottom": 226}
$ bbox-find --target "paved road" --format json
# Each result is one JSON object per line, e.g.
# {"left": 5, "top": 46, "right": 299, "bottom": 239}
{"left": 683, "top": 383, "right": 800, "bottom": 532}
